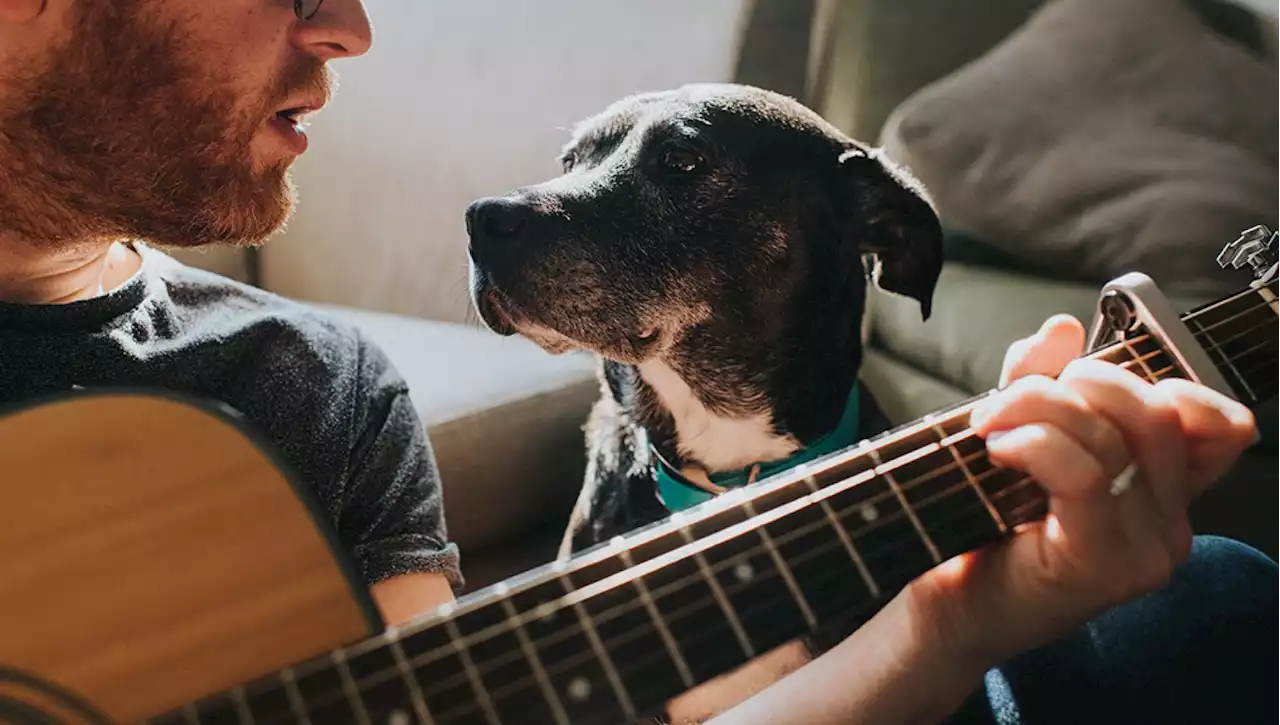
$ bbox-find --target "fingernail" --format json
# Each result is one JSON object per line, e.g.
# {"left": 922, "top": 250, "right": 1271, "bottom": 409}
{"left": 968, "top": 404, "right": 991, "bottom": 430}
{"left": 984, "top": 430, "right": 1006, "bottom": 446}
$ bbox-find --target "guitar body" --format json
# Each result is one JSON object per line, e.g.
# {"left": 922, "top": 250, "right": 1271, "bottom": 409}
{"left": 0, "top": 391, "right": 380, "bottom": 722}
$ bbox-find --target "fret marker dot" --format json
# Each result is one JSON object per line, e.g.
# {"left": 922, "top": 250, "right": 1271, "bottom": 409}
{"left": 733, "top": 562, "right": 755, "bottom": 583}
{"left": 567, "top": 676, "right": 592, "bottom": 702}
{"left": 387, "top": 710, "right": 410, "bottom": 725}
{"left": 860, "top": 503, "right": 878, "bottom": 522}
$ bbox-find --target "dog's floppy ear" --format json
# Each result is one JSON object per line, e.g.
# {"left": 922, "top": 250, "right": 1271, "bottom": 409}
{"left": 836, "top": 146, "right": 944, "bottom": 320}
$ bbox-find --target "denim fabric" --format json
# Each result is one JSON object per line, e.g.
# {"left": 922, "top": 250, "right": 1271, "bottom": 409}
{"left": 945, "top": 536, "right": 1278, "bottom": 725}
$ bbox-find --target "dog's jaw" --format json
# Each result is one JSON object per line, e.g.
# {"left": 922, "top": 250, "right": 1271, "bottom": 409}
{"left": 637, "top": 358, "right": 800, "bottom": 473}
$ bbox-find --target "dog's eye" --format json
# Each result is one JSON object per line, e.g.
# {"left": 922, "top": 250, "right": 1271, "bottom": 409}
{"left": 659, "top": 147, "right": 704, "bottom": 175}
{"left": 560, "top": 153, "right": 577, "bottom": 174}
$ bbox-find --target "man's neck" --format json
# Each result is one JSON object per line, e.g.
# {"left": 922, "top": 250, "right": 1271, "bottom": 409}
{"left": 0, "top": 238, "right": 142, "bottom": 305}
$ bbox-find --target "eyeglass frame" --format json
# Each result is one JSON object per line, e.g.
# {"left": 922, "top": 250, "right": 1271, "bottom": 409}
{"left": 294, "top": 0, "right": 324, "bottom": 20}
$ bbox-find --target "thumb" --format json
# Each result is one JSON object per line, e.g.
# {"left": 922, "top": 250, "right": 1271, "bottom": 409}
{"left": 999, "top": 315, "right": 1086, "bottom": 387}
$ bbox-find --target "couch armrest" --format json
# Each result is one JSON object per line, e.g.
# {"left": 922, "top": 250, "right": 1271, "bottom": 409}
{"left": 314, "top": 304, "right": 599, "bottom": 557}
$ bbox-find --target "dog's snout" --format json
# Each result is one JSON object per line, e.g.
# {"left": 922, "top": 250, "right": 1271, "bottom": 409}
{"left": 466, "top": 196, "right": 533, "bottom": 260}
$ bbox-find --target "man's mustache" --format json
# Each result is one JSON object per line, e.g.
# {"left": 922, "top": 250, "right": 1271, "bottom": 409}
{"left": 269, "top": 57, "right": 335, "bottom": 112}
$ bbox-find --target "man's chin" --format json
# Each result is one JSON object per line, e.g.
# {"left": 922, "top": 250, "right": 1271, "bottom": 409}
{"left": 156, "top": 171, "right": 295, "bottom": 248}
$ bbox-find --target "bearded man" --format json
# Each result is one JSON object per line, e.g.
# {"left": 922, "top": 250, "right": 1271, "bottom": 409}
{"left": 0, "top": 0, "right": 461, "bottom": 626}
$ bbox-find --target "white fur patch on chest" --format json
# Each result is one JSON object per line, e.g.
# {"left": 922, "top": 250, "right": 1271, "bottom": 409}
{"left": 637, "top": 360, "right": 800, "bottom": 472}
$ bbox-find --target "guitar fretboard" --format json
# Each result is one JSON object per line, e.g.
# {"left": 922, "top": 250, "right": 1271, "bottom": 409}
{"left": 158, "top": 278, "right": 1277, "bottom": 725}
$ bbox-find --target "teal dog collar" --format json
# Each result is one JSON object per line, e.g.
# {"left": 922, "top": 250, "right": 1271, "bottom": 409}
{"left": 654, "top": 383, "right": 861, "bottom": 512}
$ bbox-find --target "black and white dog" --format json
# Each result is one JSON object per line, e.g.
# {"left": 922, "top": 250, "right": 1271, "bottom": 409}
{"left": 465, "top": 83, "right": 942, "bottom": 560}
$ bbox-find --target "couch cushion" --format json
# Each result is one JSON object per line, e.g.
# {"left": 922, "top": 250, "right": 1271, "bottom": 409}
{"left": 315, "top": 304, "right": 599, "bottom": 556}
{"left": 868, "top": 263, "right": 1224, "bottom": 397}
{"left": 858, "top": 347, "right": 971, "bottom": 425}
{"left": 880, "top": 0, "right": 1278, "bottom": 302}
{"left": 869, "top": 264, "right": 1102, "bottom": 396}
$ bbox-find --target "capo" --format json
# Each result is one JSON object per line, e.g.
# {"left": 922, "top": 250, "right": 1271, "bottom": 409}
{"left": 1086, "top": 275, "right": 1235, "bottom": 401}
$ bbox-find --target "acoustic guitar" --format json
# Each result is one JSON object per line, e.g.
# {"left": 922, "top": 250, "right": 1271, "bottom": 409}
{"left": 2, "top": 230, "right": 1276, "bottom": 724}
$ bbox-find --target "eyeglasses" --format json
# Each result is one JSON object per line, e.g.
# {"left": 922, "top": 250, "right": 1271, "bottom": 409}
{"left": 294, "top": 0, "right": 324, "bottom": 20}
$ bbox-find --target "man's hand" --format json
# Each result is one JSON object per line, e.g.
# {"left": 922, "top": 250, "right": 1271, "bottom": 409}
{"left": 905, "top": 314, "right": 1258, "bottom": 671}
{"left": 370, "top": 571, "right": 456, "bottom": 627}
{"left": 705, "top": 314, "right": 1258, "bottom": 725}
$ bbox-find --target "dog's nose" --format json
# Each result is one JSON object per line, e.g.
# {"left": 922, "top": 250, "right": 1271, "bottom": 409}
{"left": 466, "top": 196, "right": 532, "bottom": 258}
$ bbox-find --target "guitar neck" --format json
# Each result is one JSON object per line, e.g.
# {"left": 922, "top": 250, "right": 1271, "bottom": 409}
{"left": 168, "top": 278, "right": 1278, "bottom": 725}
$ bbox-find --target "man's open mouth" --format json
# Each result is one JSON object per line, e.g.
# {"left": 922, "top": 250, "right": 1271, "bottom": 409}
{"left": 274, "top": 107, "right": 312, "bottom": 128}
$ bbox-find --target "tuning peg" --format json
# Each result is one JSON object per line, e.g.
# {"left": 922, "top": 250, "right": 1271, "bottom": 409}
{"left": 1217, "top": 225, "right": 1277, "bottom": 279}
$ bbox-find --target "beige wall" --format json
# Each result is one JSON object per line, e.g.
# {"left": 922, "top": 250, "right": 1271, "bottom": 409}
{"left": 258, "top": 0, "right": 752, "bottom": 324}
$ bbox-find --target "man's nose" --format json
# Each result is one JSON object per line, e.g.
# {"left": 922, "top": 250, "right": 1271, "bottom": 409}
{"left": 293, "top": 0, "right": 374, "bottom": 60}
{"left": 466, "top": 196, "right": 536, "bottom": 264}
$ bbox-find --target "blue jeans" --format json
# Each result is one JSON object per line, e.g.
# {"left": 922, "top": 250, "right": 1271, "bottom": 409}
{"left": 945, "top": 536, "right": 1277, "bottom": 725}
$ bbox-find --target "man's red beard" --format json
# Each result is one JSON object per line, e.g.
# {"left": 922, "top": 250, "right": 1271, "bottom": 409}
{"left": 0, "top": 2, "right": 331, "bottom": 250}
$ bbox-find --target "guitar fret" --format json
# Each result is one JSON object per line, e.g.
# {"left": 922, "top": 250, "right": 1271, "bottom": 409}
{"left": 934, "top": 424, "right": 1006, "bottom": 533}
{"left": 882, "top": 427, "right": 1003, "bottom": 561}
{"left": 280, "top": 667, "right": 312, "bottom": 725}
{"left": 868, "top": 448, "right": 942, "bottom": 564}
{"left": 741, "top": 499, "right": 818, "bottom": 632}
{"left": 557, "top": 573, "right": 637, "bottom": 719}
{"left": 444, "top": 618, "right": 502, "bottom": 725}
{"left": 676, "top": 521, "right": 757, "bottom": 658}
{"left": 389, "top": 638, "right": 436, "bottom": 725}
{"left": 333, "top": 649, "right": 374, "bottom": 725}
{"left": 498, "top": 595, "right": 571, "bottom": 725}
{"left": 230, "top": 686, "right": 255, "bottom": 725}
{"left": 684, "top": 504, "right": 812, "bottom": 657}
{"left": 800, "top": 471, "right": 881, "bottom": 598}
{"left": 1120, "top": 337, "right": 1158, "bottom": 382}
{"left": 616, "top": 547, "right": 696, "bottom": 688}
{"left": 813, "top": 457, "right": 935, "bottom": 594}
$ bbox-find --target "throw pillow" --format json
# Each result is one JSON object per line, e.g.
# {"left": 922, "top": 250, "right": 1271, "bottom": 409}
{"left": 880, "top": 0, "right": 1278, "bottom": 301}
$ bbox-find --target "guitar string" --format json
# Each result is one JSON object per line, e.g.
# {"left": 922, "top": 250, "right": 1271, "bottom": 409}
{"left": 241, "top": 350, "right": 1177, "bottom": 717}
{"left": 444, "top": 499, "right": 1054, "bottom": 724}
{"left": 231, "top": 295, "right": 1275, "bottom": 720}
{"left": 355, "top": 447, "right": 1026, "bottom": 714}
{"left": 1187, "top": 308, "right": 1280, "bottom": 350}
{"left": 417, "top": 464, "right": 1040, "bottom": 722}
{"left": 283, "top": 459, "right": 1039, "bottom": 722}
{"left": 1176, "top": 279, "right": 1277, "bottom": 327}
{"left": 293, "top": 463, "right": 1039, "bottom": 725}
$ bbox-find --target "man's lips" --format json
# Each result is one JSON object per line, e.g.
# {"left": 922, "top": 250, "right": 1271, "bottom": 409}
{"left": 266, "top": 97, "right": 326, "bottom": 154}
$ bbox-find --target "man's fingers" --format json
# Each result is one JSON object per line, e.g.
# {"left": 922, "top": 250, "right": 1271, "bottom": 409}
{"left": 999, "top": 315, "right": 1086, "bottom": 387}
{"left": 984, "top": 423, "right": 1127, "bottom": 504}
{"left": 1155, "top": 378, "right": 1258, "bottom": 496}
{"left": 983, "top": 423, "right": 1175, "bottom": 600}
{"left": 983, "top": 424, "right": 1132, "bottom": 571}
{"left": 1154, "top": 378, "right": 1257, "bottom": 445}
{"left": 970, "top": 374, "right": 1132, "bottom": 481}
{"left": 1054, "top": 359, "right": 1186, "bottom": 514}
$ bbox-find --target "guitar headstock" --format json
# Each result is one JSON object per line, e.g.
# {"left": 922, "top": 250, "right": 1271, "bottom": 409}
{"left": 1218, "top": 224, "right": 1277, "bottom": 282}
